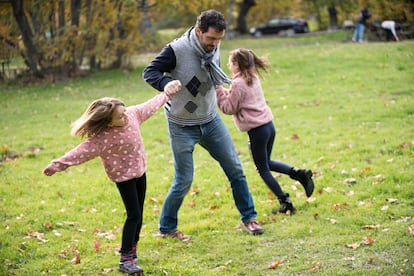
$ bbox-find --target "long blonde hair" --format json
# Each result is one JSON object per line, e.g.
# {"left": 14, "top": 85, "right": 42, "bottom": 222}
{"left": 230, "top": 48, "right": 269, "bottom": 86}
{"left": 71, "top": 97, "right": 125, "bottom": 138}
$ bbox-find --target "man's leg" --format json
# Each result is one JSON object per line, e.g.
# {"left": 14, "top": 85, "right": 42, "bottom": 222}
{"left": 159, "top": 122, "right": 199, "bottom": 234}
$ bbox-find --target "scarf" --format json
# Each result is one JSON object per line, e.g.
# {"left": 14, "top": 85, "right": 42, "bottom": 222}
{"left": 188, "top": 27, "right": 232, "bottom": 86}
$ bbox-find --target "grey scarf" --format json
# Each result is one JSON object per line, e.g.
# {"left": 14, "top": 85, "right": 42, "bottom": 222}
{"left": 188, "top": 27, "right": 232, "bottom": 86}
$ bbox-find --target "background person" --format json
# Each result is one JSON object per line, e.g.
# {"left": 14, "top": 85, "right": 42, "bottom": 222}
{"left": 43, "top": 92, "right": 175, "bottom": 274}
{"left": 381, "top": 20, "right": 400, "bottom": 41}
{"left": 143, "top": 9, "right": 263, "bottom": 239}
{"left": 352, "top": 7, "right": 372, "bottom": 43}
{"left": 216, "top": 48, "right": 314, "bottom": 215}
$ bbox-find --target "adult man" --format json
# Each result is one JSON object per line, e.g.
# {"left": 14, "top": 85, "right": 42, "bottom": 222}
{"left": 143, "top": 9, "right": 263, "bottom": 240}
{"left": 352, "top": 7, "right": 371, "bottom": 43}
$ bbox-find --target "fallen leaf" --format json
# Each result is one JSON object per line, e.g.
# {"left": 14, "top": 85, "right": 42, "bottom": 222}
{"left": 396, "top": 216, "right": 411, "bottom": 223}
{"left": 189, "top": 200, "right": 196, "bottom": 208}
{"left": 44, "top": 222, "right": 53, "bottom": 229}
{"left": 26, "top": 231, "right": 48, "bottom": 243}
{"left": 291, "top": 134, "right": 299, "bottom": 140}
{"left": 367, "top": 256, "right": 376, "bottom": 264}
{"left": 269, "top": 260, "right": 284, "bottom": 269}
{"left": 313, "top": 213, "right": 319, "bottom": 220}
{"left": 361, "top": 166, "right": 371, "bottom": 173}
{"left": 385, "top": 198, "right": 398, "bottom": 203}
{"left": 71, "top": 245, "right": 81, "bottom": 264}
{"left": 408, "top": 225, "right": 414, "bottom": 236}
{"left": 346, "top": 190, "right": 354, "bottom": 196}
{"left": 190, "top": 188, "right": 201, "bottom": 195}
{"left": 94, "top": 237, "right": 100, "bottom": 253}
{"left": 149, "top": 197, "right": 159, "bottom": 203}
{"left": 344, "top": 178, "right": 357, "bottom": 185}
{"left": 345, "top": 242, "right": 360, "bottom": 249}
{"left": 308, "top": 261, "right": 322, "bottom": 272}
{"left": 362, "top": 224, "right": 380, "bottom": 229}
{"left": 362, "top": 236, "right": 375, "bottom": 245}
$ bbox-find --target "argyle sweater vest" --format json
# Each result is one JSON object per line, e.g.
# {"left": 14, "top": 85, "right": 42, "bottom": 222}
{"left": 166, "top": 34, "right": 218, "bottom": 126}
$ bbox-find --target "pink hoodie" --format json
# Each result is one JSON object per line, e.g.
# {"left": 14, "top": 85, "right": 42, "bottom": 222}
{"left": 45, "top": 93, "right": 169, "bottom": 183}
{"left": 216, "top": 72, "right": 273, "bottom": 132}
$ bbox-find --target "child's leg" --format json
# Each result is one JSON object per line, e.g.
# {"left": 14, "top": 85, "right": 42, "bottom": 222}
{"left": 116, "top": 175, "right": 146, "bottom": 273}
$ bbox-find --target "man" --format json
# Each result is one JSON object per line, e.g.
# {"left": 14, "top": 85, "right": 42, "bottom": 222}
{"left": 143, "top": 9, "right": 263, "bottom": 240}
{"left": 352, "top": 7, "right": 371, "bottom": 43}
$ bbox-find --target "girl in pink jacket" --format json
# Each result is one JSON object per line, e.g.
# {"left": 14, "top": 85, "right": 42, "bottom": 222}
{"left": 216, "top": 48, "right": 314, "bottom": 215}
{"left": 43, "top": 90, "right": 178, "bottom": 274}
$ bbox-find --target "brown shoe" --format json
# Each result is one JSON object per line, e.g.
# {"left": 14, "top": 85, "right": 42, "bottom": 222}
{"left": 244, "top": 220, "right": 264, "bottom": 235}
{"left": 158, "top": 230, "right": 191, "bottom": 242}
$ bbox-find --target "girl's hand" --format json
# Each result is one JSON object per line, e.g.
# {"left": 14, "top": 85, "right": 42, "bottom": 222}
{"left": 43, "top": 167, "right": 56, "bottom": 176}
{"left": 164, "top": 80, "right": 182, "bottom": 98}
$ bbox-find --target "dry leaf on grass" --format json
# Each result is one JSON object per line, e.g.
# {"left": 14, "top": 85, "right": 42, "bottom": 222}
{"left": 345, "top": 236, "right": 375, "bottom": 249}
{"left": 385, "top": 198, "right": 398, "bottom": 203}
{"left": 269, "top": 260, "right": 284, "bottom": 269}
{"left": 308, "top": 261, "right": 322, "bottom": 272}
{"left": 362, "top": 224, "right": 380, "bottom": 229}
{"left": 408, "top": 224, "right": 414, "bottom": 236}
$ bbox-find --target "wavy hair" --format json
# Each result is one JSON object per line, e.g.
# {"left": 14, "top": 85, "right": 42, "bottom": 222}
{"left": 70, "top": 97, "right": 125, "bottom": 138}
{"left": 230, "top": 48, "right": 269, "bottom": 86}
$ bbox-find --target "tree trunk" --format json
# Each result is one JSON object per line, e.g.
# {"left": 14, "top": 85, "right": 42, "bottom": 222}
{"left": 58, "top": 0, "right": 65, "bottom": 36}
{"left": 328, "top": 4, "right": 338, "bottom": 29}
{"left": 236, "top": 0, "right": 256, "bottom": 34}
{"left": 9, "top": 0, "right": 43, "bottom": 78}
{"left": 70, "top": 0, "right": 82, "bottom": 73}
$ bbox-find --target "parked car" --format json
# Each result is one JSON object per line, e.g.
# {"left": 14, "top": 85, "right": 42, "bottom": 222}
{"left": 250, "top": 17, "right": 310, "bottom": 37}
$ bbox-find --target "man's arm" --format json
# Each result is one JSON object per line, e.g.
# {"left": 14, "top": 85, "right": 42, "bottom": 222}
{"left": 143, "top": 45, "right": 176, "bottom": 91}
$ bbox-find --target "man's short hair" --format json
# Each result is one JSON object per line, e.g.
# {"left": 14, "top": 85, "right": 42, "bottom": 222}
{"left": 196, "top": 9, "right": 226, "bottom": 33}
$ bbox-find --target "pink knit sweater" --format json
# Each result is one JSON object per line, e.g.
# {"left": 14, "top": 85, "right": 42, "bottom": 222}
{"left": 46, "top": 93, "right": 169, "bottom": 183}
{"left": 216, "top": 72, "right": 273, "bottom": 132}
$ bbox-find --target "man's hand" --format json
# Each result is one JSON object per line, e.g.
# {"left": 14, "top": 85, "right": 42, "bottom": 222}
{"left": 164, "top": 80, "right": 182, "bottom": 98}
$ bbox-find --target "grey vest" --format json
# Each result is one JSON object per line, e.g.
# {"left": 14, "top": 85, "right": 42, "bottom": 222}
{"left": 166, "top": 32, "right": 217, "bottom": 126}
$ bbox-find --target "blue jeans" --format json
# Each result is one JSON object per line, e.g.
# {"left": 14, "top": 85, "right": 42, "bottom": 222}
{"left": 352, "top": 23, "right": 365, "bottom": 42}
{"left": 159, "top": 114, "right": 257, "bottom": 233}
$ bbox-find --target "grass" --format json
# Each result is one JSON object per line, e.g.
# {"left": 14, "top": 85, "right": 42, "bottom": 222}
{"left": 1, "top": 32, "right": 413, "bottom": 275}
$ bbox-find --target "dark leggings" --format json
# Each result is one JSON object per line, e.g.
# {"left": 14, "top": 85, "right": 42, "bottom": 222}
{"left": 116, "top": 174, "right": 146, "bottom": 254}
{"left": 248, "top": 122, "right": 292, "bottom": 199}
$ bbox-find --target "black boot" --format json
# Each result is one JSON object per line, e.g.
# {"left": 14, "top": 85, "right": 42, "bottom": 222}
{"left": 290, "top": 167, "right": 314, "bottom": 197}
{"left": 273, "top": 193, "right": 296, "bottom": 215}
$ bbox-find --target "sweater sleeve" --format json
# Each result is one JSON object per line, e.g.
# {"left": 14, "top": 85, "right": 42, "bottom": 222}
{"left": 131, "top": 93, "right": 170, "bottom": 124}
{"left": 216, "top": 83, "right": 243, "bottom": 115}
{"left": 45, "top": 140, "right": 101, "bottom": 173}
{"left": 142, "top": 45, "right": 176, "bottom": 91}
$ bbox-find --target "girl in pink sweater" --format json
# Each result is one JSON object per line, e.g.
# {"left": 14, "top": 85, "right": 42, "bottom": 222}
{"left": 216, "top": 48, "right": 314, "bottom": 215}
{"left": 43, "top": 90, "right": 178, "bottom": 274}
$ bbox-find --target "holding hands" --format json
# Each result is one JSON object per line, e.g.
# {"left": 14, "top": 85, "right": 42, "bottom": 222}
{"left": 164, "top": 80, "right": 182, "bottom": 98}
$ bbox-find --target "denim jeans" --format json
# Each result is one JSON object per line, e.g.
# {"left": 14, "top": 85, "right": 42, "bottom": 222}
{"left": 352, "top": 23, "right": 365, "bottom": 42}
{"left": 159, "top": 114, "right": 257, "bottom": 233}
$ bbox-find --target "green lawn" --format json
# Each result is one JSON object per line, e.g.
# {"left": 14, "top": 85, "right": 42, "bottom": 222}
{"left": 1, "top": 33, "right": 413, "bottom": 275}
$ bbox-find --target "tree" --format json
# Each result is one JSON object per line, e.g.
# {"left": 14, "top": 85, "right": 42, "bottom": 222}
{"left": 9, "top": 0, "right": 43, "bottom": 78}
{"left": 236, "top": 0, "right": 256, "bottom": 34}
{"left": 2, "top": 0, "right": 148, "bottom": 80}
